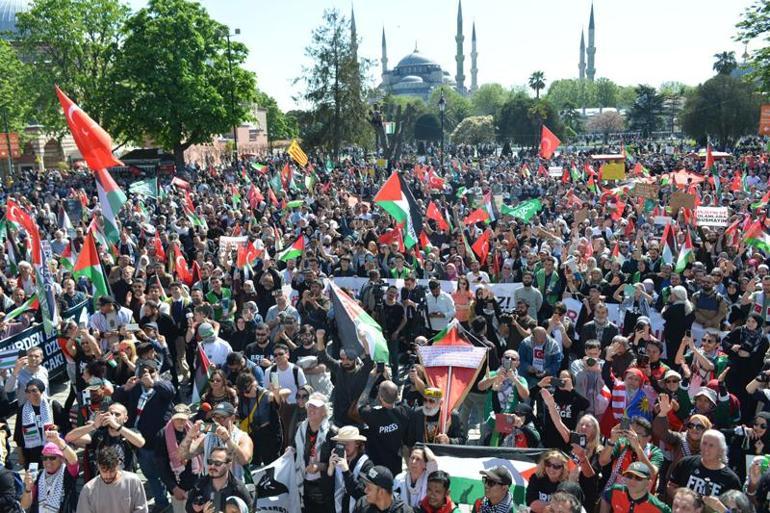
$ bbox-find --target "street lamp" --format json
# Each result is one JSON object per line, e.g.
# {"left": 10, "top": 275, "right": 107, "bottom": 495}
{"left": 438, "top": 90, "right": 446, "bottom": 170}
{"left": 224, "top": 27, "right": 241, "bottom": 170}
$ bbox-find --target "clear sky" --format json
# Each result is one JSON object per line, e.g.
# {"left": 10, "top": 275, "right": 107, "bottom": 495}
{"left": 124, "top": 0, "right": 758, "bottom": 111}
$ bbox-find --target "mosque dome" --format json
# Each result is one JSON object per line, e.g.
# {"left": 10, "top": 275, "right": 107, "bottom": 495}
{"left": 399, "top": 75, "right": 424, "bottom": 84}
{"left": 396, "top": 51, "right": 438, "bottom": 68}
{"left": 0, "top": 0, "right": 31, "bottom": 35}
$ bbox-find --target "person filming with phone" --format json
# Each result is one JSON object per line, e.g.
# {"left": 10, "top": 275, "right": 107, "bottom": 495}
{"left": 20, "top": 428, "right": 79, "bottom": 513}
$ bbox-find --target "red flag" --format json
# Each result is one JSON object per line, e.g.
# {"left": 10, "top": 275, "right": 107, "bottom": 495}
{"left": 561, "top": 168, "right": 570, "bottom": 184}
{"left": 190, "top": 260, "right": 202, "bottom": 284}
{"left": 463, "top": 208, "right": 489, "bottom": 226}
{"left": 171, "top": 176, "right": 191, "bottom": 190}
{"left": 426, "top": 201, "right": 449, "bottom": 231}
{"left": 427, "top": 168, "right": 445, "bottom": 190}
{"left": 236, "top": 241, "right": 260, "bottom": 269}
{"left": 539, "top": 125, "right": 561, "bottom": 159}
{"left": 281, "top": 163, "right": 293, "bottom": 190}
{"left": 267, "top": 187, "right": 279, "bottom": 207}
{"left": 725, "top": 216, "right": 743, "bottom": 236}
{"left": 183, "top": 190, "right": 196, "bottom": 213}
{"left": 537, "top": 163, "right": 548, "bottom": 177}
{"left": 419, "top": 230, "right": 432, "bottom": 249}
{"left": 247, "top": 184, "right": 263, "bottom": 209}
{"left": 173, "top": 245, "right": 192, "bottom": 286}
{"left": 232, "top": 223, "right": 242, "bottom": 237}
{"left": 624, "top": 218, "right": 636, "bottom": 238}
{"left": 566, "top": 189, "right": 584, "bottom": 209}
{"left": 6, "top": 199, "right": 41, "bottom": 265}
{"left": 611, "top": 199, "right": 626, "bottom": 221}
{"left": 153, "top": 232, "right": 166, "bottom": 262}
{"left": 705, "top": 143, "right": 715, "bottom": 171}
{"left": 471, "top": 230, "right": 491, "bottom": 264}
{"left": 378, "top": 225, "right": 405, "bottom": 253}
{"left": 55, "top": 86, "right": 123, "bottom": 171}
{"left": 730, "top": 172, "right": 743, "bottom": 192}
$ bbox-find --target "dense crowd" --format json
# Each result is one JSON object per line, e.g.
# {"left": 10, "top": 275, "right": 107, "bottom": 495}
{"left": 1, "top": 138, "right": 770, "bottom": 513}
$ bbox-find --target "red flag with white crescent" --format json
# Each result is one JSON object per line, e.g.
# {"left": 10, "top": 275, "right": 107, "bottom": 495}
{"left": 173, "top": 244, "right": 192, "bottom": 286}
{"left": 539, "top": 125, "right": 561, "bottom": 159}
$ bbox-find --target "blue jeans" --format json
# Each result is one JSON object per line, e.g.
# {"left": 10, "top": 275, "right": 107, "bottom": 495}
{"left": 137, "top": 446, "right": 169, "bottom": 507}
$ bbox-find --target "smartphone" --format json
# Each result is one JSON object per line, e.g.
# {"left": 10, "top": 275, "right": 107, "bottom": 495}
{"left": 554, "top": 378, "right": 566, "bottom": 388}
{"left": 28, "top": 462, "right": 39, "bottom": 481}
{"left": 376, "top": 362, "right": 385, "bottom": 373}
{"left": 502, "top": 358, "right": 512, "bottom": 371}
{"left": 18, "top": 348, "right": 27, "bottom": 358}
{"left": 334, "top": 443, "right": 346, "bottom": 458}
{"left": 685, "top": 329, "right": 692, "bottom": 338}
{"left": 620, "top": 417, "right": 631, "bottom": 431}
{"left": 270, "top": 373, "right": 280, "bottom": 388}
{"left": 569, "top": 431, "right": 588, "bottom": 448}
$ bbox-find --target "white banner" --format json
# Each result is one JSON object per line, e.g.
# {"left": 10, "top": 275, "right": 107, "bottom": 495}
{"left": 253, "top": 450, "right": 300, "bottom": 513}
{"left": 695, "top": 206, "right": 729, "bottom": 227}
{"left": 218, "top": 236, "right": 248, "bottom": 261}
{"left": 418, "top": 344, "right": 487, "bottom": 368}
{"left": 563, "top": 297, "right": 583, "bottom": 324}
{"left": 548, "top": 166, "right": 563, "bottom": 177}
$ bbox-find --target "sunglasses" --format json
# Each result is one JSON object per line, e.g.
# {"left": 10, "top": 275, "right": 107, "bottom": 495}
{"left": 503, "top": 356, "right": 519, "bottom": 361}
{"left": 625, "top": 474, "right": 648, "bottom": 482}
{"left": 273, "top": 353, "right": 286, "bottom": 358}
{"left": 754, "top": 422, "right": 768, "bottom": 429}
{"left": 42, "top": 456, "right": 59, "bottom": 462}
{"left": 207, "top": 459, "right": 229, "bottom": 467}
{"left": 482, "top": 477, "right": 503, "bottom": 487}
{"left": 545, "top": 461, "right": 564, "bottom": 470}
{"left": 686, "top": 423, "right": 706, "bottom": 431}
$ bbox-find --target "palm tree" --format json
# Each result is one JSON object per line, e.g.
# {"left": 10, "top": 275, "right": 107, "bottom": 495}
{"left": 713, "top": 51, "right": 737, "bottom": 75}
{"left": 528, "top": 71, "right": 546, "bottom": 99}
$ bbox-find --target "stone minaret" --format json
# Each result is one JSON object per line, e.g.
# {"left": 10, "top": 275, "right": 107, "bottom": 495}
{"left": 586, "top": 3, "right": 596, "bottom": 81}
{"left": 455, "top": 0, "right": 465, "bottom": 95}
{"left": 470, "top": 22, "right": 478, "bottom": 93}
{"left": 381, "top": 27, "right": 388, "bottom": 77}
{"left": 578, "top": 30, "right": 586, "bottom": 80}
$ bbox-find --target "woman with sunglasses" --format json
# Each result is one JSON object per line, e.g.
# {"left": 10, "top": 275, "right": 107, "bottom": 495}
{"left": 19, "top": 432, "right": 79, "bottom": 513}
{"left": 653, "top": 394, "right": 711, "bottom": 491}
{"left": 235, "top": 372, "right": 282, "bottom": 466}
{"left": 201, "top": 369, "right": 238, "bottom": 417}
{"left": 452, "top": 277, "right": 474, "bottom": 329}
{"left": 526, "top": 450, "right": 571, "bottom": 513}
{"left": 725, "top": 411, "right": 770, "bottom": 482}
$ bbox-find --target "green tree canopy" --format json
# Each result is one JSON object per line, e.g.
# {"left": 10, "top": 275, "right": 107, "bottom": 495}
{"left": 738, "top": 1, "right": 770, "bottom": 95}
{"left": 255, "top": 89, "right": 298, "bottom": 141}
{"left": 594, "top": 77, "right": 619, "bottom": 109}
{"left": 428, "top": 86, "right": 472, "bottom": 133}
{"left": 450, "top": 115, "right": 495, "bottom": 145}
{"left": 414, "top": 113, "right": 441, "bottom": 141}
{"left": 627, "top": 85, "right": 664, "bottom": 138}
{"left": 528, "top": 71, "right": 546, "bottom": 99}
{"left": 495, "top": 93, "right": 563, "bottom": 147}
{"left": 297, "top": 8, "right": 371, "bottom": 158}
{"left": 0, "top": 40, "right": 29, "bottom": 132}
{"left": 470, "top": 83, "right": 509, "bottom": 116}
{"left": 680, "top": 74, "right": 759, "bottom": 146}
{"left": 713, "top": 51, "right": 738, "bottom": 75}
{"left": 106, "top": 0, "right": 257, "bottom": 168}
{"left": 15, "top": 0, "right": 129, "bottom": 131}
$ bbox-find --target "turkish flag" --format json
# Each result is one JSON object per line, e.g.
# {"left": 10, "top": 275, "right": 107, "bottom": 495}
{"left": 55, "top": 86, "right": 122, "bottom": 171}
{"left": 6, "top": 199, "right": 42, "bottom": 265}
{"left": 471, "top": 230, "right": 491, "bottom": 264}
{"left": 426, "top": 201, "right": 449, "bottom": 231}
{"left": 173, "top": 245, "right": 192, "bottom": 286}
{"left": 153, "top": 232, "right": 166, "bottom": 262}
{"left": 539, "top": 125, "right": 561, "bottom": 159}
{"left": 247, "top": 184, "right": 263, "bottom": 209}
{"left": 378, "top": 225, "right": 405, "bottom": 253}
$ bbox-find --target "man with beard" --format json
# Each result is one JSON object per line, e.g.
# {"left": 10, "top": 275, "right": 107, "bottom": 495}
{"left": 579, "top": 302, "right": 619, "bottom": 353}
{"left": 406, "top": 388, "right": 466, "bottom": 447}
{"left": 692, "top": 276, "right": 728, "bottom": 330}
{"left": 316, "top": 328, "right": 375, "bottom": 426}
{"left": 76, "top": 445, "right": 148, "bottom": 513}
{"left": 514, "top": 272, "right": 543, "bottom": 320}
{"left": 508, "top": 300, "right": 538, "bottom": 350}
{"left": 184, "top": 447, "right": 251, "bottom": 513}
{"left": 244, "top": 322, "right": 274, "bottom": 369}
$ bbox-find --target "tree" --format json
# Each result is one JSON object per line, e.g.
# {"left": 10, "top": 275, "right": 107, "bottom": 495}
{"left": 713, "top": 51, "right": 738, "bottom": 75}
{"left": 450, "top": 115, "right": 495, "bottom": 145}
{"left": 471, "top": 83, "right": 509, "bottom": 116}
{"left": 428, "top": 86, "right": 472, "bottom": 133}
{"left": 627, "top": 85, "right": 664, "bottom": 138}
{"left": 616, "top": 85, "right": 638, "bottom": 109}
{"left": 0, "top": 40, "right": 29, "bottom": 134}
{"left": 546, "top": 78, "right": 596, "bottom": 110}
{"left": 254, "top": 89, "right": 298, "bottom": 141}
{"left": 297, "top": 9, "right": 371, "bottom": 159}
{"left": 560, "top": 102, "right": 583, "bottom": 136}
{"left": 495, "top": 93, "right": 563, "bottom": 147}
{"left": 680, "top": 74, "right": 759, "bottom": 146}
{"left": 659, "top": 81, "right": 692, "bottom": 134}
{"left": 15, "top": 0, "right": 129, "bottom": 132}
{"left": 528, "top": 71, "right": 546, "bottom": 99}
{"left": 738, "top": 1, "right": 770, "bottom": 94}
{"left": 594, "top": 77, "right": 619, "bottom": 111}
{"left": 585, "top": 111, "right": 625, "bottom": 143}
{"left": 106, "top": 0, "right": 257, "bottom": 170}
{"left": 413, "top": 113, "right": 441, "bottom": 141}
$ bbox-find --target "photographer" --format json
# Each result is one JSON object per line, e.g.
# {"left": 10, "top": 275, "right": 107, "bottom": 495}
{"left": 358, "top": 270, "right": 387, "bottom": 319}
{"left": 533, "top": 371, "right": 589, "bottom": 450}
{"left": 185, "top": 447, "right": 251, "bottom": 513}
{"left": 506, "top": 300, "right": 538, "bottom": 351}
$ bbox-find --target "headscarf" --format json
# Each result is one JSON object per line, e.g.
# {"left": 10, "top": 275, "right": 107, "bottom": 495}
{"left": 671, "top": 286, "right": 694, "bottom": 316}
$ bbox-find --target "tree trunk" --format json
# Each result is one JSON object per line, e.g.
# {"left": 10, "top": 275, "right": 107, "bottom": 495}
{"left": 173, "top": 143, "right": 187, "bottom": 174}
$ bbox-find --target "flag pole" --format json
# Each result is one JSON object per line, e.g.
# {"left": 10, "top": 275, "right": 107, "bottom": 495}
{"left": 441, "top": 366, "right": 452, "bottom": 434}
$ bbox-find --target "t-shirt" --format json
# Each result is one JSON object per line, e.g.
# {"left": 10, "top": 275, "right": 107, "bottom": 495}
{"left": 359, "top": 404, "right": 412, "bottom": 476}
{"left": 381, "top": 302, "right": 406, "bottom": 336}
{"left": 89, "top": 427, "right": 137, "bottom": 471}
{"left": 265, "top": 364, "right": 307, "bottom": 404}
{"left": 602, "top": 485, "right": 671, "bottom": 513}
{"left": 75, "top": 470, "right": 147, "bottom": 513}
{"left": 244, "top": 341, "right": 274, "bottom": 367}
{"left": 669, "top": 456, "right": 741, "bottom": 496}
{"left": 525, "top": 474, "right": 560, "bottom": 506}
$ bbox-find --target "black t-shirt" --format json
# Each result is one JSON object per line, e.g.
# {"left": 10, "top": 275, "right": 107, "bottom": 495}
{"left": 359, "top": 404, "right": 412, "bottom": 476}
{"left": 292, "top": 344, "right": 321, "bottom": 363}
{"left": 536, "top": 389, "right": 591, "bottom": 450}
{"left": 244, "top": 341, "right": 274, "bottom": 367}
{"left": 380, "top": 302, "right": 405, "bottom": 336}
{"left": 89, "top": 427, "right": 136, "bottom": 471}
{"left": 525, "top": 474, "right": 560, "bottom": 506}
{"left": 669, "top": 456, "right": 741, "bottom": 496}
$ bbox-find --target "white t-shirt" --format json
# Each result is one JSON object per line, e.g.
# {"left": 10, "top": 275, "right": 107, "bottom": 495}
{"left": 265, "top": 363, "right": 307, "bottom": 404}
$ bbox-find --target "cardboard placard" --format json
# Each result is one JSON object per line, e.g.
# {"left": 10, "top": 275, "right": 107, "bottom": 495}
{"left": 669, "top": 191, "right": 695, "bottom": 212}
{"left": 633, "top": 183, "right": 659, "bottom": 200}
{"left": 695, "top": 206, "right": 729, "bottom": 227}
{"left": 574, "top": 209, "right": 589, "bottom": 225}
{"left": 654, "top": 215, "right": 674, "bottom": 225}
{"left": 548, "top": 166, "right": 563, "bottom": 177}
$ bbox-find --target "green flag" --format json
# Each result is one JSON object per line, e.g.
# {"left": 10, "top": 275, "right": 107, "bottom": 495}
{"left": 128, "top": 178, "right": 158, "bottom": 198}
{"left": 500, "top": 199, "right": 543, "bottom": 222}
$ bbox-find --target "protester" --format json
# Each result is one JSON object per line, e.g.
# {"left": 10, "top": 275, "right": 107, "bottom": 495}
{"left": 471, "top": 466, "right": 513, "bottom": 513}
{"left": 415, "top": 470, "right": 459, "bottom": 513}
{"left": 184, "top": 446, "right": 251, "bottom": 513}
{"left": 76, "top": 445, "right": 148, "bottom": 513}
{"left": 600, "top": 462, "right": 671, "bottom": 513}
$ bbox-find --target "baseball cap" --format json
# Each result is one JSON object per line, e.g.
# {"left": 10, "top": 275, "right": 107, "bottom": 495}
{"left": 479, "top": 465, "right": 513, "bottom": 486}
{"left": 211, "top": 402, "right": 236, "bottom": 417}
{"left": 361, "top": 465, "right": 394, "bottom": 491}
{"left": 306, "top": 392, "right": 327, "bottom": 408}
{"left": 623, "top": 462, "right": 651, "bottom": 479}
{"left": 662, "top": 369, "right": 682, "bottom": 382}
{"left": 171, "top": 403, "right": 192, "bottom": 421}
{"left": 694, "top": 387, "right": 717, "bottom": 406}
{"left": 198, "top": 322, "right": 215, "bottom": 339}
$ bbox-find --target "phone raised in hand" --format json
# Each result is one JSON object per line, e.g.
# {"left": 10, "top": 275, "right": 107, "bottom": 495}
{"left": 569, "top": 431, "right": 588, "bottom": 449}
{"left": 620, "top": 417, "right": 631, "bottom": 431}
{"left": 334, "top": 443, "right": 346, "bottom": 458}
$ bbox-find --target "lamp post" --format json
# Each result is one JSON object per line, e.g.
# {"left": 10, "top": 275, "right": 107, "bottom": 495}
{"left": 438, "top": 90, "right": 446, "bottom": 170}
{"left": 224, "top": 27, "right": 241, "bottom": 170}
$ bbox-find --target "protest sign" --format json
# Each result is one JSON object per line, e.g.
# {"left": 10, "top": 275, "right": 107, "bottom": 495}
{"left": 252, "top": 451, "right": 300, "bottom": 513}
{"left": 218, "top": 236, "right": 248, "bottom": 261}
{"left": 695, "top": 206, "right": 729, "bottom": 227}
{"left": 669, "top": 191, "right": 695, "bottom": 212}
{"left": 602, "top": 162, "right": 626, "bottom": 180}
{"left": 633, "top": 183, "right": 659, "bottom": 200}
{"left": 548, "top": 166, "right": 563, "bottom": 177}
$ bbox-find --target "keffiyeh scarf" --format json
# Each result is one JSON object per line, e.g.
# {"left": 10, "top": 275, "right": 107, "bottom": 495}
{"left": 479, "top": 492, "right": 513, "bottom": 513}
{"left": 21, "top": 397, "right": 53, "bottom": 448}
{"left": 37, "top": 463, "right": 65, "bottom": 513}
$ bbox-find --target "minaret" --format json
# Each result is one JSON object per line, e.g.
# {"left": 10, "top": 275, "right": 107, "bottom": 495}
{"left": 586, "top": 3, "right": 596, "bottom": 81}
{"left": 381, "top": 27, "right": 388, "bottom": 77}
{"left": 350, "top": 6, "right": 358, "bottom": 63}
{"left": 455, "top": 0, "right": 465, "bottom": 95}
{"left": 470, "top": 22, "right": 478, "bottom": 93}
{"left": 578, "top": 30, "right": 586, "bottom": 80}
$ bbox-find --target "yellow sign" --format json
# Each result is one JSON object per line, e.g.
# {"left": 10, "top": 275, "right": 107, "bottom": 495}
{"left": 602, "top": 161, "right": 626, "bottom": 180}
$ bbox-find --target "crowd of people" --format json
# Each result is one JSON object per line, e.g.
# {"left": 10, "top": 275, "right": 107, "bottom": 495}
{"left": 0, "top": 137, "right": 769, "bottom": 513}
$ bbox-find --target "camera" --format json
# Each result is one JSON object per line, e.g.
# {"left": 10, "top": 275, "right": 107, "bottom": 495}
{"left": 502, "top": 358, "right": 512, "bottom": 371}
{"left": 376, "top": 362, "right": 385, "bottom": 373}
{"left": 586, "top": 357, "right": 597, "bottom": 367}
{"left": 554, "top": 378, "right": 566, "bottom": 388}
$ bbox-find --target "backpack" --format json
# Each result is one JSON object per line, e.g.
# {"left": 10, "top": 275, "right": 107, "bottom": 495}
{"left": 269, "top": 364, "right": 300, "bottom": 389}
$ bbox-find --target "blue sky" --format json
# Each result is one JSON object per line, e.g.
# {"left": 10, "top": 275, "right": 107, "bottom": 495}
{"left": 124, "top": 0, "right": 757, "bottom": 111}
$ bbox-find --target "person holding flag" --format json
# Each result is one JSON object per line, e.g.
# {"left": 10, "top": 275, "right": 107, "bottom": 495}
{"left": 405, "top": 387, "right": 467, "bottom": 447}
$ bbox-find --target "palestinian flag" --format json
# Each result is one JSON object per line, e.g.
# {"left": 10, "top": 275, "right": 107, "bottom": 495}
{"left": 0, "top": 349, "right": 16, "bottom": 370}
{"left": 661, "top": 223, "right": 676, "bottom": 265}
{"left": 277, "top": 236, "right": 304, "bottom": 262}
{"left": 94, "top": 168, "right": 127, "bottom": 244}
{"left": 373, "top": 172, "right": 423, "bottom": 248}
{"left": 329, "top": 282, "right": 388, "bottom": 362}
{"left": 59, "top": 242, "right": 76, "bottom": 271}
{"left": 611, "top": 242, "right": 625, "bottom": 266}
{"left": 284, "top": 200, "right": 304, "bottom": 210}
{"left": 675, "top": 229, "right": 694, "bottom": 272}
{"left": 73, "top": 231, "right": 110, "bottom": 301}
{"left": 746, "top": 220, "right": 770, "bottom": 253}
{"left": 5, "top": 294, "right": 38, "bottom": 322}
{"left": 482, "top": 192, "right": 498, "bottom": 222}
{"left": 752, "top": 190, "right": 770, "bottom": 211}
{"left": 250, "top": 162, "right": 267, "bottom": 175}
{"left": 192, "top": 343, "right": 214, "bottom": 405}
